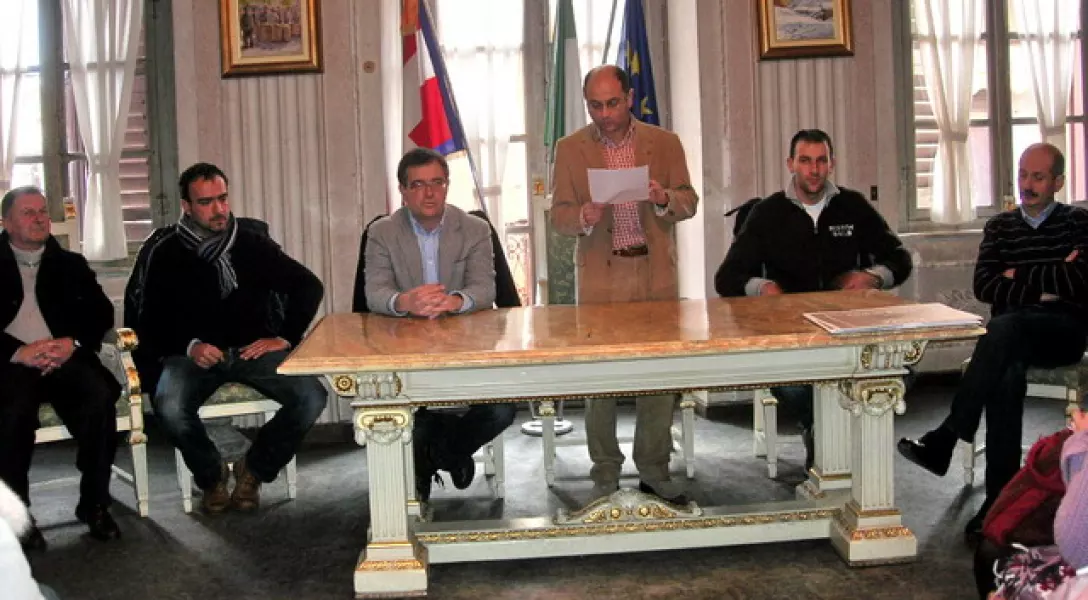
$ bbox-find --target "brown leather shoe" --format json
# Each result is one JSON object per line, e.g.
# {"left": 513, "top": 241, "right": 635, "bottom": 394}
{"left": 231, "top": 458, "right": 261, "bottom": 512}
{"left": 201, "top": 463, "right": 231, "bottom": 514}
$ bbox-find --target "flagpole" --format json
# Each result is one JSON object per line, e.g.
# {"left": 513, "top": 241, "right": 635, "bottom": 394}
{"left": 418, "top": 0, "right": 488, "bottom": 215}
{"left": 601, "top": 0, "right": 620, "bottom": 64}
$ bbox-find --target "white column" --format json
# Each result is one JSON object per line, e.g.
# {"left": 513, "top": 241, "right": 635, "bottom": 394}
{"left": 352, "top": 402, "right": 428, "bottom": 597}
{"left": 829, "top": 377, "right": 917, "bottom": 565}
{"left": 799, "top": 382, "right": 852, "bottom": 499}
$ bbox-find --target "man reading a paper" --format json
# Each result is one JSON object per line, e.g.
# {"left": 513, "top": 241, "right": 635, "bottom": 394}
{"left": 714, "top": 128, "right": 912, "bottom": 471}
{"left": 550, "top": 65, "right": 698, "bottom": 504}
{"left": 899, "top": 143, "right": 1088, "bottom": 539}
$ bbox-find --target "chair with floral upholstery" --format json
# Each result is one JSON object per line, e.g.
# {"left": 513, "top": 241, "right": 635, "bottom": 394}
{"left": 34, "top": 327, "right": 149, "bottom": 517}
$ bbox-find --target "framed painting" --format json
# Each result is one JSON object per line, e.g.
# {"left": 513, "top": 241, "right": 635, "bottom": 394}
{"left": 757, "top": 0, "right": 854, "bottom": 60}
{"left": 219, "top": 0, "right": 323, "bottom": 77}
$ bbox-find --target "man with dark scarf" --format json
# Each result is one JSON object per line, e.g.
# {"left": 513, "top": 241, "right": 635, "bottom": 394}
{"left": 134, "top": 162, "right": 326, "bottom": 514}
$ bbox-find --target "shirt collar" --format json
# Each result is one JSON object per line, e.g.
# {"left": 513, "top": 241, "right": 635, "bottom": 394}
{"left": 1019, "top": 200, "right": 1058, "bottom": 229}
{"left": 408, "top": 209, "right": 446, "bottom": 236}
{"left": 784, "top": 174, "right": 840, "bottom": 208}
{"left": 593, "top": 120, "right": 636, "bottom": 149}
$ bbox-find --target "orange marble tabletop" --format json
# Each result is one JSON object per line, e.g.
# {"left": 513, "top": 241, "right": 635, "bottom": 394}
{"left": 279, "top": 290, "right": 985, "bottom": 375}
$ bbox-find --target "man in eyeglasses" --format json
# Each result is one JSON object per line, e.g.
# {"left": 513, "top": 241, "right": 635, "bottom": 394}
{"left": 363, "top": 147, "right": 515, "bottom": 502}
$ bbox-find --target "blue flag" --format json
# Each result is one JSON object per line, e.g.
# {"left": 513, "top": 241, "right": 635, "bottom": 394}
{"left": 616, "top": 0, "right": 658, "bottom": 126}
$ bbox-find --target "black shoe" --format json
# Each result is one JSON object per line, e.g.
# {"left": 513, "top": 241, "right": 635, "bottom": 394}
{"left": 897, "top": 428, "right": 956, "bottom": 477}
{"left": 20, "top": 518, "right": 47, "bottom": 552}
{"left": 638, "top": 481, "right": 689, "bottom": 505}
{"left": 801, "top": 427, "right": 815, "bottom": 471}
{"left": 74, "top": 504, "right": 121, "bottom": 541}
{"left": 964, "top": 498, "right": 994, "bottom": 543}
{"left": 446, "top": 454, "right": 476, "bottom": 490}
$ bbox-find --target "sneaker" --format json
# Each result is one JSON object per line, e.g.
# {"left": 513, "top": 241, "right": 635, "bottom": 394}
{"left": 231, "top": 458, "right": 261, "bottom": 512}
{"left": 201, "top": 463, "right": 231, "bottom": 514}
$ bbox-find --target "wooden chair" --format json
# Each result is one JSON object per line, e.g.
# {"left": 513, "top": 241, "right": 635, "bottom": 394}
{"left": 174, "top": 383, "right": 299, "bottom": 513}
{"left": 34, "top": 328, "right": 150, "bottom": 517}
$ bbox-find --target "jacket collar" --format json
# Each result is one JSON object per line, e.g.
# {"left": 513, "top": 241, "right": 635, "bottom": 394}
{"left": 0, "top": 231, "right": 63, "bottom": 265}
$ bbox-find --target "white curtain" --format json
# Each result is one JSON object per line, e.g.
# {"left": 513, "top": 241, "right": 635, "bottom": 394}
{"left": 61, "top": 0, "right": 143, "bottom": 260}
{"left": 914, "top": 0, "right": 984, "bottom": 225}
{"left": 438, "top": 0, "right": 524, "bottom": 222}
{"left": 1012, "top": 0, "right": 1080, "bottom": 184}
{"left": 0, "top": 0, "right": 32, "bottom": 194}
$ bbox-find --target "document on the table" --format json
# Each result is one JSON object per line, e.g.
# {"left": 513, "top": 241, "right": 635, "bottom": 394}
{"left": 804, "top": 302, "right": 982, "bottom": 335}
{"left": 587, "top": 165, "right": 650, "bottom": 204}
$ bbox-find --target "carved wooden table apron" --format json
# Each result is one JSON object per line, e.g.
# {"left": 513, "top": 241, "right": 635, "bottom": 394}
{"left": 279, "top": 291, "right": 983, "bottom": 599}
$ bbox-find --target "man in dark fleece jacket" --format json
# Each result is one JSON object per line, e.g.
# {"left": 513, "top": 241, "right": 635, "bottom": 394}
{"left": 714, "top": 129, "right": 912, "bottom": 470}
{"left": 899, "top": 143, "right": 1088, "bottom": 539}
{"left": 136, "top": 162, "right": 326, "bottom": 515}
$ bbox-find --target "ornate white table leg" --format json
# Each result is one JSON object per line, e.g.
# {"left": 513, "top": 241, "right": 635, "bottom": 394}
{"left": 799, "top": 382, "right": 852, "bottom": 499}
{"left": 354, "top": 406, "right": 428, "bottom": 597}
{"left": 830, "top": 378, "right": 916, "bottom": 565}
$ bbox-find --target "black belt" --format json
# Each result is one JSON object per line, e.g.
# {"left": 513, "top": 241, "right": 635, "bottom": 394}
{"left": 612, "top": 244, "right": 649, "bottom": 257}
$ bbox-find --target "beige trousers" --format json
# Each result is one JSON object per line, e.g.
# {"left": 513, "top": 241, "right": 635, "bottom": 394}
{"left": 579, "top": 253, "right": 677, "bottom": 486}
{"left": 586, "top": 394, "right": 676, "bottom": 485}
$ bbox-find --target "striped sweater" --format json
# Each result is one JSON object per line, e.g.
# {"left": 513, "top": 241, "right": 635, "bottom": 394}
{"left": 974, "top": 203, "right": 1088, "bottom": 317}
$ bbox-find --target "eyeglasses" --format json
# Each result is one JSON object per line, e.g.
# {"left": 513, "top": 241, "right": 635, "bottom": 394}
{"left": 406, "top": 178, "right": 449, "bottom": 191}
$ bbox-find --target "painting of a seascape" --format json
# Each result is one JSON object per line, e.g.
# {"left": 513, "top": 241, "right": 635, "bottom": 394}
{"left": 758, "top": 0, "right": 854, "bottom": 59}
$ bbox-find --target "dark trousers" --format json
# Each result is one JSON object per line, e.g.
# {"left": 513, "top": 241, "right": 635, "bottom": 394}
{"left": 0, "top": 357, "right": 120, "bottom": 509}
{"left": 770, "top": 385, "right": 813, "bottom": 430}
{"left": 974, "top": 539, "right": 1014, "bottom": 599}
{"left": 415, "top": 404, "right": 517, "bottom": 467}
{"left": 944, "top": 305, "right": 1088, "bottom": 498}
{"left": 152, "top": 349, "right": 327, "bottom": 490}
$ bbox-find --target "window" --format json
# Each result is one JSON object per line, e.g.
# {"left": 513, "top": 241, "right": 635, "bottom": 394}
{"left": 433, "top": 0, "right": 623, "bottom": 304}
{"left": 2, "top": 0, "right": 152, "bottom": 252}
{"left": 904, "top": 0, "right": 1087, "bottom": 225}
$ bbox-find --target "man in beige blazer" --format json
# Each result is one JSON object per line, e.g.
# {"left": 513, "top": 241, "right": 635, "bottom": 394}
{"left": 363, "top": 147, "right": 515, "bottom": 504}
{"left": 551, "top": 65, "right": 698, "bottom": 504}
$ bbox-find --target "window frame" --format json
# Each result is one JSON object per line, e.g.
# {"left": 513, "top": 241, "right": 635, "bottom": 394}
{"left": 897, "top": 0, "right": 1088, "bottom": 231}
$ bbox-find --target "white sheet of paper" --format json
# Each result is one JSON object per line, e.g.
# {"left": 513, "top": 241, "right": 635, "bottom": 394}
{"left": 587, "top": 166, "right": 650, "bottom": 204}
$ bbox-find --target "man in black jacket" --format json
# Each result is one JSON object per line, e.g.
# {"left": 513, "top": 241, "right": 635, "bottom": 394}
{"left": 0, "top": 186, "right": 122, "bottom": 546}
{"left": 898, "top": 143, "right": 1088, "bottom": 539}
{"left": 135, "top": 163, "right": 326, "bottom": 514}
{"left": 715, "top": 129, "right": 912, "bottom": 469}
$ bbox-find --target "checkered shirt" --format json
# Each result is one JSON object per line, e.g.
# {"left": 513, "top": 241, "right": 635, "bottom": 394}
{"left": 598, "top": 125, "right": 646, "bottom": 251}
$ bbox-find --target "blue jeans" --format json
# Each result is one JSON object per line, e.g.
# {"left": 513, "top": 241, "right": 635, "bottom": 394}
{"left": 152, "top": 349, "right": 327, "bottom": 490}
{"left": 944, "top": 305, "right": 1088, "bottom": 498}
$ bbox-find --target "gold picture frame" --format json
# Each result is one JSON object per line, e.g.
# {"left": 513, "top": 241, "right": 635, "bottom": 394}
{"left": 757, "top": 0, "right": 854, "bottom": 60}
{"left": 219, "top": 0, "right": 323, "bottom": 77}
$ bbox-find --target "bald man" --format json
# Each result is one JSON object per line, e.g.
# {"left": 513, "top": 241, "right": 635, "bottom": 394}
{"left": 899, "top": 143, "right": 1088, "bottom": 538}
{"left": 550, "top": 65, "right": 698, "bottom": 505}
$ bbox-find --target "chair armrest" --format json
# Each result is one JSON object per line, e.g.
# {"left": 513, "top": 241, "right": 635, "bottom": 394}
{"left": 99, "top": 328, "right": 145, "bottom": 434}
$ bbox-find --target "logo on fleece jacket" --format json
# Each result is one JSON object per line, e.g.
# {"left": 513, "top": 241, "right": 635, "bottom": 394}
{"left": 829, "top": 224, "right": 854, "bottom": 238}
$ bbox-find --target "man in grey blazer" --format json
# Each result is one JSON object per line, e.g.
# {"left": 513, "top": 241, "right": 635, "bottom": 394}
{"left": 363, "top": 147, "right": 516, "bottom": 502}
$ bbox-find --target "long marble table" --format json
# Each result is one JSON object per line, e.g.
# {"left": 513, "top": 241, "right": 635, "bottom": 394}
{"left": 279, "top": 290, "right": 984, "bottom": 598}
